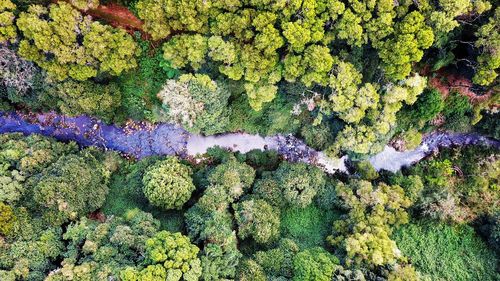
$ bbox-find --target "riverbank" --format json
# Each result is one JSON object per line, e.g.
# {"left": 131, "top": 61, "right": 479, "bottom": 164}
{"left": 1, "top": 111, "right": 498, "bottom": 173}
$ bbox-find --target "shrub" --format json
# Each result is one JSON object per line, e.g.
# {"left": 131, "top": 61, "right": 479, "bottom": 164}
{"left": 394, "top": 221, "right": 499, "bottom": 281}
{"left": 281, "top": 205, "right": 339, "bottom": 248}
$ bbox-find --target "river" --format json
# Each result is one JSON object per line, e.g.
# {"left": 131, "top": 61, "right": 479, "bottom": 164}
{"left": 0, "top": 111, "right": 498, "bottom": 173}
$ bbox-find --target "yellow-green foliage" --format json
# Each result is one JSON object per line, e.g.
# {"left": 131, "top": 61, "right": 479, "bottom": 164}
{"left": 69, "top": 0, "right": 99, "bottom": 11}
{"left": 0, "top": 202, "right": 16, "bottom": 235}
{"left": 473, "top": 7, "right": 499, "bottom": 86}
{"left": 51, "top": 80, "right": 121, "bottom": 123}
{"left": 142, "top": 157, "right": 195, "bottom": 210}
{"left": 0, "top": 0, "right": 16, "bottom": 43}
{"left": 16, "top": 2, "right": 138, "bottom": 81}
{"left": 121, "top": 231, "right": 202, "bottom": 281}
{"left": 328, "top": 180, "right": 412, "bottom": 267}
{"left": 135, "top": 0, "right": 439, "bottom": 110}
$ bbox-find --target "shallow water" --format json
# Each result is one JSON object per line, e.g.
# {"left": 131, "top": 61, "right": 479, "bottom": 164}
{"left": 0, "top": 111, "right": 498, "bottom": 173}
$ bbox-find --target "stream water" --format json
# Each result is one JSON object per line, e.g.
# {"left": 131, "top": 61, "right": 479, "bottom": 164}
{"left": 0, "top": 111, "right": 498, "bottom": 173}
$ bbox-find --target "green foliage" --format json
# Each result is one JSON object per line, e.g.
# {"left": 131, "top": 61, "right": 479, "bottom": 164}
{"left": 0, "top": 0, "right": 16, "bottom": 44}
{"left": 443, "top": 92, "right": 472, "bottom": 117}
{"left": 134, "top": 0, "right": 442, "bottom": 110}
{"left": 121, "top": 231, "right": 202, "bottom": 281}
{"left": 388, "top": 174, "right": 424, "bottom": 204}
{"left": 274, "top": 162, "right": 326, "bottom": 208}
{"left": 116, "top": 39, "right": 177, "bottom": 122}
{"left": 322, "top": 58, "right": 379, "bottom": 124}
{"left": 227, "top": 90, "right": 300, "bottom": 136}
{"left": 254, "top": 238, "right": 299, "bottom": 279}
{"left": 157, "top": 74, "right": 231, "bottom": 134}
{"left": 354, "top": 161, "right": 379, "bottom": 180}
{"left": 0, "top": 202, "right": 16, "bottom": 235}
{"left": 473, "top": 7, "right": 499, "bottom": 86}
{"left": 280, "top": 205, "right": 339, "bottom": 248}
{"left": 50, "top": 80, "right": 121, "bottom": 123}
{"left": 234, "top": 198, "right": 280, "bottom": 244}
{"left": 328, "top": 180, "right": 412, "bottom": 267}
{"left": 237, "top": 259, "right": 266, "bottom": 281}
{"left": 475, "top": 111, "right": 500, "bottom": 140}
{"left": 102, "top": 157, "right": 184, "bottom": 232}
{"left": 163, "top": 34, "right": 208, "bottom": 70}
{"left": 399, "top": 129, "right": 423, "bottom": 150}
{"left": 387, "top": 264, "right": 420, "bottom": 281}
{"left": 69, "top": 0, "right": 99, "bottom": 11}
{"left": 394, "top": 221, "right": 499, "bottom": 281}
{"left": 0, "top": 228, "right": 64, "bottom": 280}
{"left": 327, "top": 74, "right": 427, "bottom": 156}
{"left": 32, "top": 150, "right": 110, "bottom": 224}
{"left": 184, "top": 157, "right": 253, "bottom": 280}
{"left": 408, "top": 88, "right": 444, "bottom": 123}
{"left": 46, "top": 209, "right": 160, "bottom": 280}
{"left": 16, "top": 3, "right": 138, "bottom": 81}
{"left": 292, "top": 247, "right": 339, "bottom": 281}
{"left": 377, "top": 11, "right": 434, "bottom": 80}
{"left": 142, "top": 157, "right": 195, "bottom": 210}
{"left": 410, "top": 146, "right": 499, "bottom": 222}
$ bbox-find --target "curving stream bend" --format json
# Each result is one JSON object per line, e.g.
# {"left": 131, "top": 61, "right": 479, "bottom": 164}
{"left": 0, "top": 111, "right": 498, "bottom": 173}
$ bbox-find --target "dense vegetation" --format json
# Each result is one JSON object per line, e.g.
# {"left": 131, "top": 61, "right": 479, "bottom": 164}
{"left": 0, "top": 0, "right": 499, "bottom": 280}
{"left": 0, "top": 133, "right": 498, "bottom": 280}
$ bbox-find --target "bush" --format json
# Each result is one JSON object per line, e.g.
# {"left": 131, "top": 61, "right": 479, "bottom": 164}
{"left": 281, "top": 205, "right": 339, "bottom": 248}
{"left": 394, "top": 221, "right": 499, "bottom": 281}
{"left": 142, "top": 157, "right": 195, "bottom": 210}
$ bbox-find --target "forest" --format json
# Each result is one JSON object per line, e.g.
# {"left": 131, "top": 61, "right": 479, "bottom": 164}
{"left": 0, "top": 0, "right": 499, "bottom": 280}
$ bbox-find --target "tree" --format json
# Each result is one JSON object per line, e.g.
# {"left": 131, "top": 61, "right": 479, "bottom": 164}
{"left": 0, "top": 202, "right": 16, "bottom": 235}
{"left": 121, "top": 231, "right": 202, "bottom": 281}
{"left": 69, "top": 0, "right": 99, "bottom": 11}
{"left": 163, "top": 34, "right": 208, "bottom": 70}
{"left": 0, "top": 45, "right": 40, "bottom": 101}
{"left": 142, "top": 157, "right": 195, "bottom": 210}
{"left": 473, "top": 7, "right": 499, "bottom": 86}
{"left": 0, "top": 228, "right": 64, "bottom": 280}
{"left": 275, "top": 162, "right": 326, "bottom": 208}
{"left": 51, "top": 80, "right": 121, "bottom": 123}
{"left": 32, "top": 150, "right": 110, "bottom": 224}
{"left": 292, "top": 247, "right": 339, "bottom": 281}
{"left": 409, "top": 88, "right": 444, "bottom": 122}
{"left": 157, "top": 74, "right": 231, "bottom": 134}
{"left": 47, "top": 209, "right": 161, "bottom": 280}
{"left": 0, "top": 0, "right": 16, "bottom": 44}
{"left": 322, "top": 58, "right": 379, "bottom": 124}
{"left": 237, "top": 259, "right": 266, "bottom": 281}
{"left": 234, "top": 199, "right": 280, "bottom": 244}
{"left": 16, "top": 2, "right": 138, "bottom": 81}
{"left": 328, "top": 180, "right": 412, "bottom": 267}
{"left": 254, "top": 238, "right": 299, "bottom": 279}
{"left": 207, "top": 158, "right": 255, "bottom": 199}
{"left": 377, "top": 11, "right": 434, "bottom": 80}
